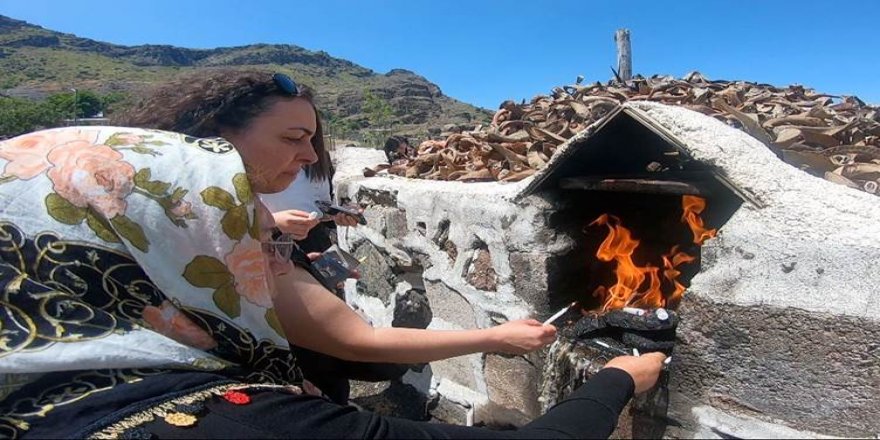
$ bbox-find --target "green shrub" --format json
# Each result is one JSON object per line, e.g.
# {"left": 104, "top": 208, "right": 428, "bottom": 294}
{"left": 0, "top": 97, "right": 63, "bottom": 137}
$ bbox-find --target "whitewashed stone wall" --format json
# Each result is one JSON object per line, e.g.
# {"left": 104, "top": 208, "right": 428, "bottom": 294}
{"left": 332, "top": 102, "right": 880, "bottom": 437}
{"left": 334, "top": 147, "right": 560, "bottom": 426}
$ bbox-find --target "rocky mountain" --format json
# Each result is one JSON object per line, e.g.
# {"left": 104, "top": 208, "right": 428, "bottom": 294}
{"left": 0, "top": 15, "right": 491, "bottom": 138}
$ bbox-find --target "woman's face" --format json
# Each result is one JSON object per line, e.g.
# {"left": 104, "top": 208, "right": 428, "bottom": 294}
{"left": 223, "top": 97, "right": 319, "bottom": 194}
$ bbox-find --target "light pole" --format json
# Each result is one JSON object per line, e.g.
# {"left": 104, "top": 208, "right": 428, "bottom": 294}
{"left": 70, "top": 88, "right": 78, "bottom": 125}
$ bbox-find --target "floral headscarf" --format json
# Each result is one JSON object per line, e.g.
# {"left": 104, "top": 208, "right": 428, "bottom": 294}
{"left": 0, "top": 127, "right": 300, "bottom": 389}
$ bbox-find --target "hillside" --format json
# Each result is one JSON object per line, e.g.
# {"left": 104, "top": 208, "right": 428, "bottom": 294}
{"left": 0, "top": 15, "right": 491, "bottom": 138}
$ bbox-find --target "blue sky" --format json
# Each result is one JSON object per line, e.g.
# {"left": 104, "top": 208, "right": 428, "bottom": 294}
{"left": 2, "top": 0, "right": 878, "bottom": 108}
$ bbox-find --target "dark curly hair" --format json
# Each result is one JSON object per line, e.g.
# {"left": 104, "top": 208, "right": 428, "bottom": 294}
{"left": 383, "top": 135, "right": 410, "bottom": 163}
{"left": 115, "top": 68, "right": 331, "bottom": 182}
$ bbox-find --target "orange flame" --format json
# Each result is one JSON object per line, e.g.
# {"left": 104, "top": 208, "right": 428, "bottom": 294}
{"left": 588, "top": 196, "right": 714, "bottom": 312}
{"left": 589, "top": 214, "right": 664, "bottom": 311}
{"left": 662, "top": 246, "right": 696, "bottom": 309}
{"left": 682, "top": 195, "right": 717, "bottom": 245}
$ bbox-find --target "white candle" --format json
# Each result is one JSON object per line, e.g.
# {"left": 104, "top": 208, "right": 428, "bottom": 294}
{"left": 542, "top": 301, "right": 577, "bottom": 326}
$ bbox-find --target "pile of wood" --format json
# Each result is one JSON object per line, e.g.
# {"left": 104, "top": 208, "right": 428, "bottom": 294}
{"left": 367, "top": 72, "right": 880, "bottom": 195}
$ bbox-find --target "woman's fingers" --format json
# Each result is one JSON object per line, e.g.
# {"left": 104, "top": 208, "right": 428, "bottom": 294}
{"left": 603, "top": 352, "right": 667, "bottom": 394}
{"left": 492, "top": 319, "right": 559, "bottom": 354}
{"left": 274, "top": 209, "right": 320, "bottom": 238}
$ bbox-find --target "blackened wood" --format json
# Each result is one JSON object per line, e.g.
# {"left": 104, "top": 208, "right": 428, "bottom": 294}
{"left": 559, "top": 177, "right": 708, "bottom": 195}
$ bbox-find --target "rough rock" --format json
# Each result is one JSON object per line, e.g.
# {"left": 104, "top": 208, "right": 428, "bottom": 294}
{"left": 483, "top": 354, "right": 540, "bottom": 425}
{"left": 465, "top": 246, "right": 498, "bottom": 292}
{"left": 670, "top": 296, "right": 880, "bottom": 437}
{"left": 352, "top": 241, "right": 396, "bottom": 305}
{"left": 425, "top": 281, "right": 477, "bottom": 330}
{"left": 393, "top": 289, "right": 432, "bottom": 329}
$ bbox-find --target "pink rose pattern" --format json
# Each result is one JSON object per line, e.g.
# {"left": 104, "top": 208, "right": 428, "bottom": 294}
{"left": 0, "top": 129, "right": 98, "bottom": 180}
{"left": 225, "top": 241, "right": 274, "bottom": 308}
{"left": 0, "top": 129, "right": 138, "bottom": 219}
{"left": 3, "top": 129, "right": 276, "bottom": 311}
{"left": 47, "top": 141, "right": 136, "bottom": 219}
{"left": 142, "top": 300, "right": 218, "bottom": 350}
{"left": 169, "top": 199, "right": 193, "bottom": 219}
{"left": 2, "top": 129, "right": 292, "bottom": 380}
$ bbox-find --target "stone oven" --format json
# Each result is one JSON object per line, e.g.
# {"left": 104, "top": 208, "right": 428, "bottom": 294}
{"left": 334, "top": 102, "right": 880, "bottom": 438}
{"left": 516, "top": 105, "right": 750, "bottom": 314}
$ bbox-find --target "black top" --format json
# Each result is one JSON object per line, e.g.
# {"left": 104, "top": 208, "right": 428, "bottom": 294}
{"left": 10, "top": 367, "right": 634, "bottom": 439}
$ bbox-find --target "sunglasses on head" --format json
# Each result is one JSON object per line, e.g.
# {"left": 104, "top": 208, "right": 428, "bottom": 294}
{"left": 272, "top": 73, "right": 300, "bottom": 96}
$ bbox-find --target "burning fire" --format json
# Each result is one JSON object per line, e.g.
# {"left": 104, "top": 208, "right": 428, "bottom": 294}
{"left": 588, "top": 196, "right": 714, "bottom": 311}
{"left": 682, "top": 195, "right": 717, "bottom": 245}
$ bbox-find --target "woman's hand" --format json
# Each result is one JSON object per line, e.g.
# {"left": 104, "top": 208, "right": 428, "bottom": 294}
{"left": 487, "top": 319, "right": 557, "bottom": 355}
{"left": 603, "top": 352, "right": 667, "bottom": 394}
{"left": 273, "top": 209, "right": 320, "bottom": 240}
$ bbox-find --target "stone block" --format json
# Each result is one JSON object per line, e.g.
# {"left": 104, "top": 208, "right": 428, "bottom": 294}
{"left": 356, "top": 187, "right": 398, "bottom": 207}
{"left": 393, "top": 289, "right": 432, "bottom": 329}
{"left": 352, "top": 241, "right": 395, "bottom": 305}
{"left": 428, "top": 395, "right": 470, "bottom": 425}
{"left": 483, "top": 354, "right": 540, "bottom": 425}
{"left": 670, "top": 296, "right": 880, "bottom": 438}
{"left": 386, "top": 208, "right": 409, "bottom": 239}
{"left": 362, "top": 207, "right": 390, "bottom": 236}
{"left": 360, "top": 206, "right": 408, "bottom": 239}
{"left": 508, "top": 252, "right": 552, "bottom": 313}
{"left": 430, "top": 355, "right": 480, "bottom": 391}
{"left": 465, "top": 246, "right": 497, "bottom": 292}
{"left": 431, "top": 219, "right": 458, "bottom": 264}
{"left": 425, "top": 280, "right": 476, "bottom": 329}
{"left": 385, "top": 242, "right": 413, "bottom": 268}
{"left": 443, "top": 241, "right": 458, "bottom": 264}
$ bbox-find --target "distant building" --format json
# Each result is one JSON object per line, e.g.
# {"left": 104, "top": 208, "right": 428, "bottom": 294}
{"left": 62, "top": 117, "right": 111, "bottom": 126}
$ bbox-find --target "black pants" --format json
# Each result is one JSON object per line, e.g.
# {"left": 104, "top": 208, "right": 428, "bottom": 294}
{"left": 17, "top": 368, "right": 634, "bottom": 439}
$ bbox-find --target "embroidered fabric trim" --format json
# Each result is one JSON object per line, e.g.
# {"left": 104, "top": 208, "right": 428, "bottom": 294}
{"left": 88, "top": 383, "right": 302, "bottom": 439}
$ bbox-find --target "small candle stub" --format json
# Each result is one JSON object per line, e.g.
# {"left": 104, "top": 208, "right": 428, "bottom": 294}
{"left": 655, "top": 308, "right": 669, "bottom": 321}
{"left": 542, "top": 302, "right": 577, "bottom": 326}
{"left": 622, "top": 307, "right": 646, "bottom": 316}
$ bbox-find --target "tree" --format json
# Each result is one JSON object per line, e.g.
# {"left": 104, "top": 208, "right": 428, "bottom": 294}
{"left": 361, "top": 89, "right": 394, "bottom": 129}
{"left": 101, "top": 91, "right": 132, "bottom": 116}
{"left": 46, "top": 90, "right": 104, "bottom": 119}
{"left": 0, "top": 97, "right": 63, "bottom": 138}
{"left": 361, "top": 89, "right": 396, "bottom": 148}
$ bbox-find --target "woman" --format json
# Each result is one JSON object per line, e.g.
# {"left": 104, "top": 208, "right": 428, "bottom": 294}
{"left": 384, "top": 135, "right": 415, "bottom": 164}
{"left": 0, "top": 70, "right": 666, "bottom": 438}
{"left": 116, "top": 70, "right": 556, "bottom": 402}
{"left": 261, "top": 142, "right": 360, "bottom": 252}
{"left": 260, "top": 151, "right": 402, "bottom": 404}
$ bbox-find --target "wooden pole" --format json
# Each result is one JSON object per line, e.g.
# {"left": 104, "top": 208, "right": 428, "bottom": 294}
{"left": 614, "top": 29, "right": 632, "bottom": 81}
